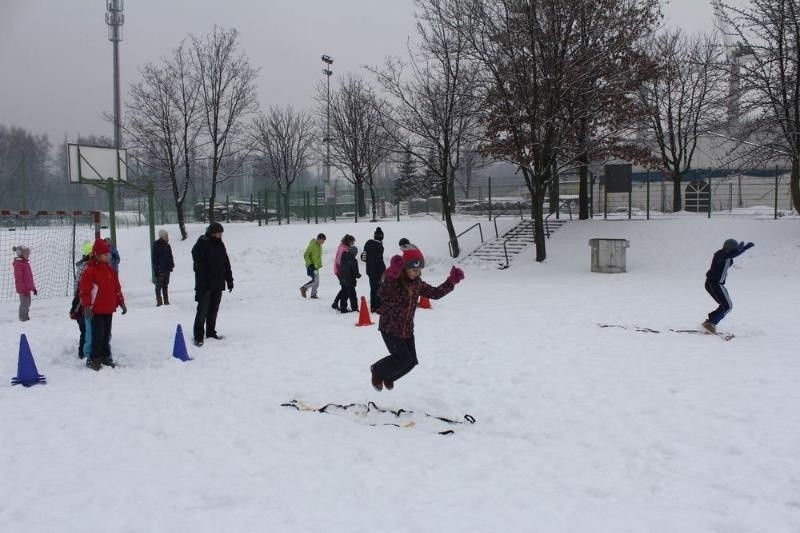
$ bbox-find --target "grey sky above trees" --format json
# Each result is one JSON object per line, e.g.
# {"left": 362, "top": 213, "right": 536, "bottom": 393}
{"left": 0, "top": 0, "right": 742, "bottom": 142}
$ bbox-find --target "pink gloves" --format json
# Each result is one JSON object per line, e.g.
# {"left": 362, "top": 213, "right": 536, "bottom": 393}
{"left": 385, "top": 255, "right": 404, "bottom": 280}
{"left": 447, "top": 266, "right": 465, "bottom": 285}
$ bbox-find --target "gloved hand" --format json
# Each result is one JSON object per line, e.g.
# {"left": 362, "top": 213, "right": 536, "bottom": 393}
{"left": 385, "top": 255, "right": 404, "bottom": 280}
{"left": 120, "top": 303, "right": 128, "bottom": 315}
{"left": 33, "top": 289, "right": 38, "bottom": 296}
{"left": 744, "top": 241, "right": 755, "bottom": 249}
{"left": 69, "top": 310, "right": 78, "bottom": 320}
{"left": 356, "top": 273, "right": 361, "bottom": 279}
{"left": 83, "top": 306, "right": 93, "bottom": 319}
{"left": 447, "top": 266, "right": 465, "bottom": 285}
{"left": 227, "top": 280, "right": 234, "bottom": 292}
{"left": 307, "top": 265, "right": 316, "bottom": 277}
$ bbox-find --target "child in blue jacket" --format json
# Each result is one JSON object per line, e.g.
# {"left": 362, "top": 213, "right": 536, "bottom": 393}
{"left": 703, "top": 238, "right": 754, "bottom": 333}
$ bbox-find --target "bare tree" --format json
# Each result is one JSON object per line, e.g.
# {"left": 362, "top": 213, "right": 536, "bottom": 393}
{"left": 453, "top": 0, "right": 578, "bottom": 261}
{"left": 316, "top": 74, "right": 392, "bottom": 220}
{"left": 638, "top": 30, "right": 726, "bottom": 212}
{"left": 454, "top": 144, "right": 488, "bottom": 199}
{"left": 0, "top": 125, "right": 51, "bottom": 211}
{"left": 561, "top": 0, "right": 661, "bottom": 219}
{"left": 717, "top": 0, "right": 800, "bottom": 214}
{"left": 370, "top": 0, "right": 482, "bottom": 257}
{"left": 252, "top": 106, "right": 315, "bottom": 223}
{"left": 124, "top": 43, "right": 202, "bottom": 240}
{"left": 191, "top": 26, "right": 259, "bottom": 223}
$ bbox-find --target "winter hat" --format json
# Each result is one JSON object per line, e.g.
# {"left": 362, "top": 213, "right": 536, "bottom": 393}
{"left": 158, "top": 229, "right": 168, "bottom": 239}
{"left": 81, "top": 241, "right": 93, "bottom": 256}
{"left": 402, "top": 245, "right": 425, "bottom": 269}
{"left": 374, "top": 227, "right": 384, "bottom": 241}
{"left": 398, "top": 237, "right": 410, "bottom": 248}
{"left": 723, "top": 239, "right": 739, "bottom": 251}
{"left": 92, "top": 238, "right": 111, "bottom": 255}
{"left": 317, "top": 233, "right": 327, "bottom": 240}
{"left": 207, "top": 222, "right": 224, "bottom": 234}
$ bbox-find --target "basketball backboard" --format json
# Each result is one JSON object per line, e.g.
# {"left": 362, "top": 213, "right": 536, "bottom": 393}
{"left": 67, "top": 143, "right": 128, "bottom": 183}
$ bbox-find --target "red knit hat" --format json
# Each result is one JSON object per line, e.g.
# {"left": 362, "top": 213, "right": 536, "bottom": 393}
{"left": 92, "top": 238, "right": 111, "bottom": 255}
{"left": 402, "top": 245, "right": 425, "bottom": 268}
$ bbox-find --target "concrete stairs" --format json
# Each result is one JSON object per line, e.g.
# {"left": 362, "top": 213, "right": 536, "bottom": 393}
{"left": 464, "top": 218, "right": 569, "bottom": 268}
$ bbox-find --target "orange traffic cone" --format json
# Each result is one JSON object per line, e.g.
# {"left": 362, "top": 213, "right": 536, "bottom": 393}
{"left": 355, "top": 296, "right": 374, "bottom": 326}
{"left": 418, "top": 295, "right": 432, "bottom": 309}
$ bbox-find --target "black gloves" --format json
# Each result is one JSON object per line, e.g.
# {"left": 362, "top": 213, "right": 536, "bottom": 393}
{"left": 227, "top": 280, "right": 234, "bottom": 292}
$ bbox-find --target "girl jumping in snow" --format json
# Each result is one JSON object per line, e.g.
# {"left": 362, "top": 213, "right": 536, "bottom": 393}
{"left": 369, "top": 244, "right": 464, "bottom": 391}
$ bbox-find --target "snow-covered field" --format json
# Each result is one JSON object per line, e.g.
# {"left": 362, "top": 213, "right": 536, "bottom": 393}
{"left": 1, "top": 215, "right": 799, "bottom": 533}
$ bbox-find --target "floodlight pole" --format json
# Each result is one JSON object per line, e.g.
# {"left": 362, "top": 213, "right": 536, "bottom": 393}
{"left": 322, "top": 54, "right": 334, "bottom": 220}
{"left": 106, "top": 0, "right": 124, "bottom": 152}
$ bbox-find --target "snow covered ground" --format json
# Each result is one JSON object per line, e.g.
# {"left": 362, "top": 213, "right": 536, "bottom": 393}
{"left": 1, "top": 214, "right": 799, "bottom": 533}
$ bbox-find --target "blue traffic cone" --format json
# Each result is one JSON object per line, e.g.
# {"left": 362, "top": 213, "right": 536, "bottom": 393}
{"left": 172, "top": 324, "right": 192, "bottom": 362}
{"left": 11, "top": 334, "right": 46, "bottom": 387}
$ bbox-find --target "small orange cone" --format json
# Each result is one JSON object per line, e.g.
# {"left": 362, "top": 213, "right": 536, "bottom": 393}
{"left": 418, "top": 295, "right": 432, "bottom": 309}
{"left": 355, "top": 296, "right": 374, "bottom": 326}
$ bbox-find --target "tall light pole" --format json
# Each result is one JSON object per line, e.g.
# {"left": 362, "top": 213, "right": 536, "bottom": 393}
{"left": 321, "top": 55, "right": 333, "bottom": 183}
{"left": 106, "top": 0, "right": 124, "bottom": 152}
{"left": 321, "top": 54, "right": 334, "bottom": 219}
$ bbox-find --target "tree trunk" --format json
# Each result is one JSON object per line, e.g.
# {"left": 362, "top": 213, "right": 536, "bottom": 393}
{"left": 283, "top": 189, "right": 290, "bottom": 223}
{"left": 356, "top": 180, "right": 367, "bottom": 218}
{"left": 369, "top": 184, "right": 377, "bottom": 221}
{"left": 176, "top": 198, "right": 188, "bottom": 240}
{"left": 578, "top": 154, "right": 589, "bottom": 220}
{"left": 792, "top": 157, "right": 800, "bottom": 215}
{"left": 208, "top": 157, "right": 219, "bottom": 223}
{"left": 672, "top": 173, "right": 683, "bottom": 212}
{"left": 442, "top": 177, "right": 459, "bottom": 257}
{"left": 532, "top": 182, "right": 547, "bottom": 262}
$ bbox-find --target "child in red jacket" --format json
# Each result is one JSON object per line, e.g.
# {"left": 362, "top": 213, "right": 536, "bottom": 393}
{"left": 12, "top": 245, "right": 37, "bottom": 321}
{"left": 79, "top": 238, "right": 127, "bottom": 370}
{"left": 369, "top": 245, "right": 464, "bottom": 391}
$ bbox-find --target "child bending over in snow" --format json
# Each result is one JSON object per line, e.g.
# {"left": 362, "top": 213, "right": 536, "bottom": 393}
{"left": 703, "top": 238, "right": 754, "bottom": 334}
{"left": 369, "top": 244, "right": 464, "bottom": 391}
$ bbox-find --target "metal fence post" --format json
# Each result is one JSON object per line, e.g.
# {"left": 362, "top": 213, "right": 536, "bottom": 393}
{"left": 488, "top": 176, "right": 493, "bottom": 221}
{"left": 707, "top": 171, "right": 712, "bottom": 219}
{"left": 775, "top": 165, "right": 779, "bottom": 220}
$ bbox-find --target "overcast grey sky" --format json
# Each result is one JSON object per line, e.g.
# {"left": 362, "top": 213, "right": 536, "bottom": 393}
{"left": 0, "top": 0, "right": 734, "bottom": 142}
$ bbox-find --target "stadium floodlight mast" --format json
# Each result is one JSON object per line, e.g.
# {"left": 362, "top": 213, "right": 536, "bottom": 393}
{"left": 106, "top": 0, "right": 124, "bottom": 151}
{"left": 322, "top": 54, "right": 334, "bottom": 219}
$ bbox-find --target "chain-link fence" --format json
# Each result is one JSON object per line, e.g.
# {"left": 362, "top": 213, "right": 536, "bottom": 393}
{"left": 101, "top": 167, "right": 799, "bottom": 229}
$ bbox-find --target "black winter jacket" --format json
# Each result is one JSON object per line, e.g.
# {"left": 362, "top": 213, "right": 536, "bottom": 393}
{"left": 362, "top": 238, "right": 386, "bottom": 277}
{"left": 192, "top": 233, "right": 233, "bottom": 297}
{"left": 152, "top": 238, "right": 175, "bottom": 275}
{"left": 339, "top": 251, "right": 361, "bottom": 288}
{"left": 705, "top": 242, "right": 752, "bottom": 284}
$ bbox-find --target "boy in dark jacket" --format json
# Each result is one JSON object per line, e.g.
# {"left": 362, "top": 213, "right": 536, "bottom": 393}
{"left": 192, "top": 222, "right": 233, "bottom": 346}
{"left": 79, "top": 238, "right": 127, "bottom": 370}
{"left": 338, "top": 245, "right": 361, "bottom": 313}
{"left": 370, "top": 245, "right": 464, "bottom": 391}
{"left": 70, "top": 241, "right": 93, "bottom": 358}
{"left": 152, "top": 229, "right": 175, "bottom": 306}
{"left": 703, "top": 238, "right": 754, "bottom": 333}
{"left": 361, "top": 227, "right": 386, "bottom": 312}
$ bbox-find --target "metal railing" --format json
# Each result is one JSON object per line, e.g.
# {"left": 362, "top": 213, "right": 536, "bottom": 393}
{"left": 449, "top": 222, "right": 483, "bottom": 258}
{"left": 493, "top": 202, "right": 525, "bottom": 238}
